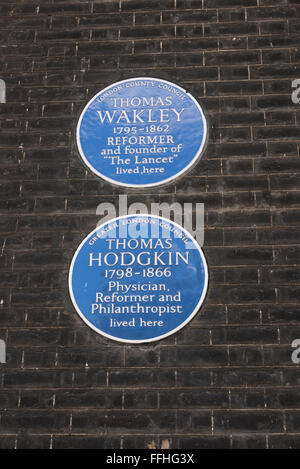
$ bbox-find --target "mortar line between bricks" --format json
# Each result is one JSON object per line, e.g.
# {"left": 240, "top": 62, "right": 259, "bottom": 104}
{"left": 0, "top": 388, "right": 299, "bottom": 393}
{"left": 1, "top": 365, "right": 298, "bottom": 371}
{"left": 0, "top": 408, "right": 288, "bottom": 412}
{"left": 9, "top": 386, "right": 300, "bottom": 391}
{"left": 0, "top": 409, "right": 295, "bottom": 412}
{"left": 0, "top": 433, "right": 282, "bottom": 436}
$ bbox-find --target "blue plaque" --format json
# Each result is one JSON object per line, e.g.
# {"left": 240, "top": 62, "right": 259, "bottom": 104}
{"left": 76, "top": 78, "right": 207, "bottom": 188}
{"left": 69, "top": 215, "right": 209, "bottom": 344}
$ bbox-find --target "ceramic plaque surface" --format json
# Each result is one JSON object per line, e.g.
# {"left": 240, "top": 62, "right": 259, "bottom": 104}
{"left": 77, "top": 78, "right": 207, "bottom": 188}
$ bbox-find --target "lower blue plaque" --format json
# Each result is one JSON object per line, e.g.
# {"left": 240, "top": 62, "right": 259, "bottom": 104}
{"left": 69, "top": 215, "right": 208, "bottom": 343}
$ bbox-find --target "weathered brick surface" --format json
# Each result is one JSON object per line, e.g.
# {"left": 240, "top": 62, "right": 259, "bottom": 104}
{"left": 0, "top": 0, "right": 300, "bottom": 450}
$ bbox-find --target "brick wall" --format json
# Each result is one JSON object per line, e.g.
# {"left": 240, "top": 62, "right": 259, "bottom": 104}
{"left": 0, "top": 0, "right": 300, "bottom": 450}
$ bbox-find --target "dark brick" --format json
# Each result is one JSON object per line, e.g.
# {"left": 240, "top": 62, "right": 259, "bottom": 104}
{"left": 164, "top": 11, "right": 217, "bottom": 24}
{"left": 231, "top": 390, "right": 265, "bottom": 409}
{"left": 206, "top": 0, "right": 256, "bottom": 6}
{"left": 179, "top": 411, "right": 211, "bottom": 433}
{"left": 204, "top": 22, "right": 258, "bottom": 36}
{"left": 0, "top": 411, "right": 70, "bottom": 434}
{"left": 206, "top": 51, "right": 260, "bottom": 66}
{"left": 163, "top": 38, "right": 219, "bottom": 52}
{"left": 232, "top": 436, "right": 267, "bottom": 449}
{"left": 269, "top": 435, "right": 300, "bottom": 450}
{"left": 206, "top": 81, "right": 263, "bottom": 96}
{"left": 161, "top": 346, "right": 228, "bottom": 366}
{"left": 17, "top": 436, "right": 51, "bottom": 450}
{"left": 177, "top": 436, "right": 230, "bottom": 449}
{"left": 53, "top": 435, "right": 120, "bottom": 450}
{"left": 120, "top": 26, "right": 175, "bottom": 39}
{"left": 122, "top": 0, "right": 174, "bottom": 10}
{"left": 160, "top": 389, "right": 229, "bottom": 409}
{"left": 20, "top": 391, "right": 54, "bottom": 409}
{"left": 214, "top": 411, "right": 284, "bottom": 434}
{"left": 229, "top": 346, "right": 263, "bottom": 366}
{"left": 219, "top": 8, "right": 246, "bottom": 23}
{"left": 0, "top": 437, "right": 17, "bottom": 449}
{"left": 54, "top": 390, "right": 123, "bottom": 409}
{"left": 213, "top": 326, "right": 278, "bottom": 345}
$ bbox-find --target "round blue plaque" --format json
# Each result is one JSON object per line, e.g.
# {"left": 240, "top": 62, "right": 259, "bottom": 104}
{"left": 76, "top": 78, "right": 207, "bottom": 188}
{"left": 69, "top": 215, "right": 209, "bottom": 344}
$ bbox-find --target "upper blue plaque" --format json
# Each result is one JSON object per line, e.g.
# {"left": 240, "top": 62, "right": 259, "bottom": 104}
{"left": 69, "top": 215, "right": 209, "bottom": 344}
{"left": 76, "top": 78, "right": 207, "bottom": 188}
